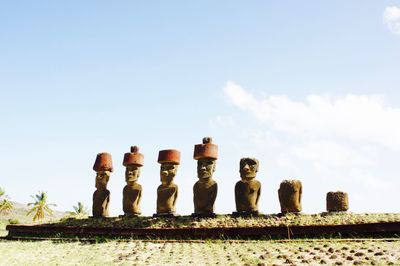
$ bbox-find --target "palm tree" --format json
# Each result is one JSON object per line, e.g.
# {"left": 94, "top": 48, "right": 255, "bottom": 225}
{"left": 0, "top": 187, "right": 13, "bottom": 215}
{"left": 69, "top": 201, "right": 88, "bottom": 217}
{"left": 27, "top": 191, "right": 56, "bottom": 222}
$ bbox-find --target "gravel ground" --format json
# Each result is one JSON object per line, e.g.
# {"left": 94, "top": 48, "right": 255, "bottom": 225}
{"left": 0, "top": 239, "right": 399, "bottom": 265}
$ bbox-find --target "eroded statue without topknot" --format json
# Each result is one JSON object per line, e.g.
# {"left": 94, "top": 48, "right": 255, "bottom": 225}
{"left": 278, "top": 179, "right": 302, "bottom": 214}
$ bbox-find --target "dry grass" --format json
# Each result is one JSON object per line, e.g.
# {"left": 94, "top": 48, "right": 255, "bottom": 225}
{"left": 0, "top": 239, "right": 399, "bottom": 265}
{"left": 49, "top": 212, "right": 400, "bottom": 229}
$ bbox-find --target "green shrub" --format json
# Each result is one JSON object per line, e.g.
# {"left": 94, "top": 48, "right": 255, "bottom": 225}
{"left": 8, "top": 218, "right": 19, "bottom": 224}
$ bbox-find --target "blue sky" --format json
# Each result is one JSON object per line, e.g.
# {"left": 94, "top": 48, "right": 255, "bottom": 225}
{"left": 1, "top": 1, "right": 399, "bottom": 216}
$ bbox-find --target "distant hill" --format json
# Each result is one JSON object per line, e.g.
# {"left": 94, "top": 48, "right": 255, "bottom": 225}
{"left": 0, "top": 201, "right": 68, "bottom": 236}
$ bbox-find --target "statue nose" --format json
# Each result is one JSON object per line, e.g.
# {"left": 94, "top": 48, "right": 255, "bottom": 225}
{"left": 243, "top": 164, "right": 250, "bottom": 171}
{"left": 161, "top": 171, "right": 168, "bottom": 176}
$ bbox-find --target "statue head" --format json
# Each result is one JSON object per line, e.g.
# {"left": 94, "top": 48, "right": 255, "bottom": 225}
{"left": 125, "top": 165, "right": 141, "bottom": 184}
{"left": 157, "top": 149, "right": 180, "bottom": 185}
{"left": 197, "top": 158, "right": 216, "bottom": 181}
{"left": 239, "top": 157, "right": 259, "bottom": 181}
{"left": 123, "top": 146, "right": 144, "bottom": 185}
{"left": 194, "top": 137, "right": 218, "bottom": 182}
{"left": 93, "top": 152, "right": 113, "bottom": 190}
{"left": 95, "top": 171, "right": 111, "bottom": 190}
{"left": 160, "top": 163, "right": 179, "bottom": 185}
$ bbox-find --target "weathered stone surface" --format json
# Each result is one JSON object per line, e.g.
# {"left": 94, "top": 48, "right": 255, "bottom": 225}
{"left": 92, "top": 153, "right": 113, "bottom": 218}
{"left": 234, "top": 157, "right": 261, "bottom": 215}
{"left": 92, "top": 169, "right": 112, "bottom": 217}
{"left": 193, "top": 137, "right": 218, "bottom": 216}
{"left": 123, "top": 182, "right": 142, "bottom": 216}
{"left": 156, "top": 150, "right": 180, "bottom": 215}
{"left": 122, "top": 146, "right": 143, "bottom": 216}
{"left": 278, "top": 179, "right": 302, "bottom": 214}
{"left": 327, "top": 191, "right": 349, "bottom": 212}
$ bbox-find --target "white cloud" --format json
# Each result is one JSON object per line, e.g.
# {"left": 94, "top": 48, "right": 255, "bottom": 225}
{"left": 224, "top": 81, "right": 400, "bottom": 151}
{"left": 292, "top": 141, "right": 371, "bottom": 167}
{"left": 198, "top": 80, "right": 400, "bottom": 214}
{"left": 383, "top": 6, "right": 400, "bottom": 35}
{"left": 218, "top": 81, "right": 400, "bottom": 208}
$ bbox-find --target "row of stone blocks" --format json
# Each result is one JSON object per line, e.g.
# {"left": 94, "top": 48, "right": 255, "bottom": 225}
{"left": 92, "top": 137, "right": 349, "bottom": 218}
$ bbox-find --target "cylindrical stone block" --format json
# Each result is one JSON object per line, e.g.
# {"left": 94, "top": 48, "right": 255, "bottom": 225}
{"left": 158, "top": 149, "right": 181, "bottom": 164}
{"left": 193, "top": 137, "right": 218, "bottom": 160}
{"left": 93, "top": 152, "right": 113, "bottom": 172}
{"left": 326, "top": 191, "right": 349, "bottom": 212}
{"left": 123, "top": 146, "right": 144, "bottom": 166}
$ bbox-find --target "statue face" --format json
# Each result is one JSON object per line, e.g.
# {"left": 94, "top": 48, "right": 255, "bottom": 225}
{"left": 125, "top": 165, "right": 141, "bottom": 183}
{"left": 160, "top": 163, "right": 178, "bottom": 185}
{"left": 197, "top": 159, "right": 216, "bottom": 180}
{"left": 95, "top": 171, "right": 110, "bottom": 189}
{"left": 239, "top": 158, "right": 258, "bottom": 181}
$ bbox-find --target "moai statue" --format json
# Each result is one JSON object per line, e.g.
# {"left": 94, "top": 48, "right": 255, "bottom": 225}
{"left": 233, "top": 157, "right": 261, "bottom": 216}
{"left": 92, "top": 152, "right": 113, "bottom": 218}
{"left": 154, "top": 149, "right": 180, "bottom": 217}
{"left": 192, "top": 137, "right": 218, "bottom": 217}
{"left": 122, "top": 146, "right": 144, "bottom": 217}
{"left": 278, "top": 179, "right": 302, "bottom": 214}
{"left": 326, "top": 191, "right": 349, "bottom": 212}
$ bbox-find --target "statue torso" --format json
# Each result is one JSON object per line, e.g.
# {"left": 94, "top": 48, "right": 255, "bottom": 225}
{"left": 157, "top": 183, "right": 178, "bottom": 214}
{"left": 235, "top": 179, "right": 261, "bottom": 212}
{"left": 193, "top": 179, "right": 217, "bottom": 213}
{"left": 123, "top": 183, "right": 142, "bottom": 214}
{"left": 92, "top": 189, "right": 110, "bottom": 217}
